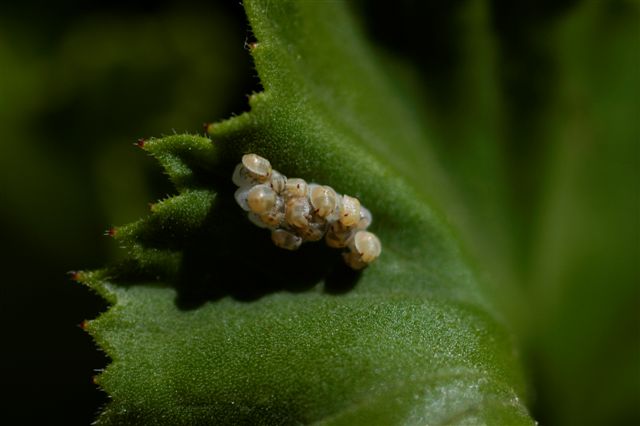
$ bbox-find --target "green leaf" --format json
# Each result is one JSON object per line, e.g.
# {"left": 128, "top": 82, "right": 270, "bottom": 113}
{"left": 81, "top": 1, "right": 533, "bottom": 424}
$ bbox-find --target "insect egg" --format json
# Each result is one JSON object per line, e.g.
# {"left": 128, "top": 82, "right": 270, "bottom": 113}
{"left": 232, "top": 154, "right": 381, "bottom": 270}
{"left": 232, "top": 164, "right": 253, "bottom": 187}
{"left": 247, "top": 184, "right": 277, "bottom": 215}
{"left": 271, "top": 229, "right": 302, "bottom": 251}
{"left": 284, "top": 178, "right": 308, "bottom": 199}
{"left": 260, "top": 197, "right": 285, "bottom": 228}
{"left": 269, "top": 170, "right": 287, "bottom": 194}
{"left": 357, "top": 207, "right": 373, "bottom": 229}
{"left": 325, "top": 221, "right": 354, "bottom": 248}
{"left": 339, "top": 194, "right": 361, "bottom": 227}
{"left": 242, "top": 153, "right": 272, "bottom": 182}
{"left": 309, "top": 185, "right": 339, "bottom": 218}
{"left": 301, "top": 221, "right": 327, "bottom": 242}
{"left": 234, "top": 186, "right": 251, "bottom": 211}
{"left": 248, "top": 212, "right": 270, "bottom": 229}
{"left": 353, "top": 230, "right": 382, "bottom": 263}
{"left": 285, "top": 197, "right": 311, "bottom": 228}
{"left": 342, "top": 251, "right": 368, "bottom": 270}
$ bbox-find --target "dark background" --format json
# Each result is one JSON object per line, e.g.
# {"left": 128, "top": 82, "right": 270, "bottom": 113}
{"left": 0, "top": 0, "right": 637, "bottom": 424}
{"left": 0, "top": 1, "right": 256, "bottom": 423}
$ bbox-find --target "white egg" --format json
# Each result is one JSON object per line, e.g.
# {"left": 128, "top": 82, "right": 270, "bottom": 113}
{"left": 247, "top": 184, "right": 277, "bottom": 215}
{"left": 232, "top": 154, "right": 381, "bottom": 269}
{"left": 271, "top": 229, "right": 302, "bottom": 251}
{"left": 242, "top": 153, "right": 272, "bottom": 182}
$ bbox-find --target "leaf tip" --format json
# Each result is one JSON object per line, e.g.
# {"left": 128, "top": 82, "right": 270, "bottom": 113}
{"left": 135, "top": 138, "right": 146, "bottom": 149}
{"left": 204, "top": 122, "right": 216, "bottom": 135}
{"left": 104, "top": 227, "right": 117, "bottom": 238}
{"left": 68, "top": 270, "right": 82, "bottom": 282}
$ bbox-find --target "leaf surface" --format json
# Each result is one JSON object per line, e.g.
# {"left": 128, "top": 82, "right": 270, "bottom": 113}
{"left": 82, "top": 1, "right": 534, "bottom": 424}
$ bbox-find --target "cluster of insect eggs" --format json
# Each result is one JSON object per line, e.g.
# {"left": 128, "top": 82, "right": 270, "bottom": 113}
{"left": 232, "top": 154, "right": 381, "bottom": 270}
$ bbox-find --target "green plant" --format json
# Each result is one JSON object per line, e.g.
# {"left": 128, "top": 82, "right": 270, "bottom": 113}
{"left": 76, "top": 0, "right": 639, "bottom": 424}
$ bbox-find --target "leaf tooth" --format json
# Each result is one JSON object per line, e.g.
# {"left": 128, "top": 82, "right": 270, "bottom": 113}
{"left": 79, "top": 252, "right": 181, "bottom": 303}
{"left": 202, "top": 122, "right": 213, "bottom": 134}
{"left": 72, "top": 269, "right": 118, "bottom": 304}
{"left": 141, "top": 134, "right": 217, "bottom": 189}
{"left": 134, "top": 138, "right": 146, "bottom": 149}
{"left": 113, "top": 189, "right": 216, "bottom": 250}
{"left": 143, "top": 134, "right": 213, "bottom": 156}
{"left": 67, "top": 270, "right": 81, "bottom": 282}
{"left": 247, "top": 91, "right": 265, "bottom": 108}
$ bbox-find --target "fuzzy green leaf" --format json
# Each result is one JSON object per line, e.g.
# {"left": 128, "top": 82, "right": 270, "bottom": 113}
{"left": 81, "top": 1, "right": 533, "bottom": 424}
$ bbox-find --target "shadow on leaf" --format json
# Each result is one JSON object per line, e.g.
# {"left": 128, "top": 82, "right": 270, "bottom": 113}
{"left": 107, "top": 170, "right": 361, "bottom": 308}
{"left": 174, "top": 182, "right": 361, "bottom": 308}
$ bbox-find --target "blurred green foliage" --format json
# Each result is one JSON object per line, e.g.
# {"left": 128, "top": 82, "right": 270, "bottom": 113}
{"left": 0, "top": 0, "right": 637, "bottom": 424}
{"left": 0, "top": 1, "right": 253, "bottom": 423}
